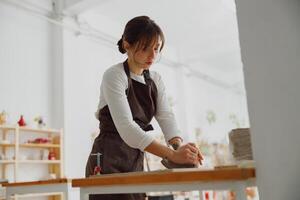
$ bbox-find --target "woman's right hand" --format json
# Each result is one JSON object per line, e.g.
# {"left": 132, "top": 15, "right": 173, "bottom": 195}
{"left": 169, "top": 143, "right": 202, "bottom": 165}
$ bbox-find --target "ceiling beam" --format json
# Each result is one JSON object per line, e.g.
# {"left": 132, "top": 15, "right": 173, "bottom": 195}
{"left": 63, "top": 0, "right": 106, "bottom": 15}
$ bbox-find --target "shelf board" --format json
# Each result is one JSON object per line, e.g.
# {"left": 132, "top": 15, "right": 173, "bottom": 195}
{"left": 19, "top": 127, "right": 61, "bottom": 134}
{"left": 0, "top": 160, "right": 14, "bottom": 164}
{"left": 19, "top": 160, "right": 61, "bottom": 164}
{"left": 0, "top": 143, "right": 60, "bottom": 148}
{"left": 10, "top": 192, "right": 63, "bottom": 198}
{"left": 0, "top": 160, "right": 61, "bottom": 164}
{"left": 0, "top": 125, "right": 15, "bottom": 131}
{"left": 21, "top": 143, "right": 60, "bottom": 148}
{"left": 0, "top": 143, "right": 14, "bottom": 147}
{"left": 0, "top": 125, "right": 61, "bottom": 134}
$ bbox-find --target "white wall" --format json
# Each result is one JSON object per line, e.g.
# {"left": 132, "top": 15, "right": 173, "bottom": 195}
{"left": 236, "top": 0, "right": 300, "bottom": 199}
{"left": 0, "top": 2, "right": 53, "bottom": 127}
{"left": 185, "top": 75, "right": 249, "bottom": 142}
{"left": 0, "top": 1, "right": 55, "bottom": 185}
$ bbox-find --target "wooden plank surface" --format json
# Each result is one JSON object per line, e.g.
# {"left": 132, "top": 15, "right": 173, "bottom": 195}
{"left": 2, "top": 178, "right": 70, "bottom": 187}
{"left": 72, "top": 168, "right": 255, "bottom": 187}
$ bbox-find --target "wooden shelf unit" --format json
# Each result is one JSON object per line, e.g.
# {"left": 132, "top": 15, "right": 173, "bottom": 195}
{"left": 0, "top": 125, "right": 64, "bottom": 182}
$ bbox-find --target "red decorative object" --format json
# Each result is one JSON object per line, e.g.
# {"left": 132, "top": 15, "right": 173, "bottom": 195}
{"left": 48, "top": 151, "right": 56, "bottom": 160}
{"left": 17, "top": 115, "right": 26, "bottom": 126}
{"left": 28, "top": 138, "right": 51, "bottom": 144}
{"left": 93, "top": 166, "right": 102, "bottom": 175}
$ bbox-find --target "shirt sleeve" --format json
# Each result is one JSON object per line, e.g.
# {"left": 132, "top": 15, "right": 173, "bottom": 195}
{"left": 101, "top": 68, "right": 155, "bottom": 151}
{"left": 153, "top": 72, "right": 182, "bottom": 143}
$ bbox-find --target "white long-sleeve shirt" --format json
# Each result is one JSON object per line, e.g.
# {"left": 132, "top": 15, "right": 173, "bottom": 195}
{"left": 95, "top": 62, "right": 181, "bottom": 151}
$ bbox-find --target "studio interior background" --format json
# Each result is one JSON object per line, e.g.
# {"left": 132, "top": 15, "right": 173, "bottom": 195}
{"left": 5, "top": 0, "right": 298, "bottom": 199}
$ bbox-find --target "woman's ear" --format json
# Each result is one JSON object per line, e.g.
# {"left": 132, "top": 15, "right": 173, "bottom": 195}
{"left": 123, "top": 41, "right": 130, "bottom": 52}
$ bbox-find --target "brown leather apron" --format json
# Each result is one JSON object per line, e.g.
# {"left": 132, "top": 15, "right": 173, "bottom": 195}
{"left": 85, "top": 60, "right": 157, "bottom": 200}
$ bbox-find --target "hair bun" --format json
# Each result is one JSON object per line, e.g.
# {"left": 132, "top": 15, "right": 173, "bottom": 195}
{"left": 117, "top": 39, "right": 126, "bottom": 54}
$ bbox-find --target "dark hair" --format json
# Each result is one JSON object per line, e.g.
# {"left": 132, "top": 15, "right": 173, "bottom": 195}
{"left": 117, "top": 16, "right": 165, "bottom": 54}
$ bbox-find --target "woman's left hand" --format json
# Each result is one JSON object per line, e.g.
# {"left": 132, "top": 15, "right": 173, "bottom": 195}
{"left": 189, "top": 143, "right": 204, "bottom": 165}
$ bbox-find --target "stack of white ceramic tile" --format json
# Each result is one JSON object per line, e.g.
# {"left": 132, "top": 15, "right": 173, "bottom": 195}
{"left": 229, "top": 128, "right": 253, "bottom": 161}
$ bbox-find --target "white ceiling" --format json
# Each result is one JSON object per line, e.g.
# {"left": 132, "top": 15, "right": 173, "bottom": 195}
{"left": 82, "top": 0, "right": 243, "bottom": 75}
{"left": 3, "top": 0, "right": 244, "bottom": 85}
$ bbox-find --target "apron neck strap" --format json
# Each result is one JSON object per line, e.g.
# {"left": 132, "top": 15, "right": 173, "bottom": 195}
{"left": 123, "top": 59, "right": 151, "bottom": 82}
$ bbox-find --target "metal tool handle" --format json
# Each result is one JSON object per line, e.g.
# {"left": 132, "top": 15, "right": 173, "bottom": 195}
{"left": 90, "top": 152, "right": 102, "bottom": 168}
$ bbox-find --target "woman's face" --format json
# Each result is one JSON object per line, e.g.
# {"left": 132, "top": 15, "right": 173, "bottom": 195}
{"left": 126, "top": 38, "right": 162, "bottom": 70}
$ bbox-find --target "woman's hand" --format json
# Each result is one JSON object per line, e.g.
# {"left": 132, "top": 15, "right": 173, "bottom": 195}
{"left": 169, "top": 143, "right": 204, "bottom": 165}
{"left": 190, "top": 143, "right": 204, "bottom": 165}
{"left": 144, "top": 140, "right": 204, "bottom": 166}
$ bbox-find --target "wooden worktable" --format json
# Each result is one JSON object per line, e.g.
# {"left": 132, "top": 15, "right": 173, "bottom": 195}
{"left": 3, "top": 178, "right": 71, "bottom": 200}
{"left": 72, "top": 167, "right": 256, "bottom": 200}
{"left": 2, "top": 178, "right": 69, "bottom": 187}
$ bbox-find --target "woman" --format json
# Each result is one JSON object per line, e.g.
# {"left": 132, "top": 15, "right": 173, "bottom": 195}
{"left": 86, "top": 16, "right": 203, "bottom": 200}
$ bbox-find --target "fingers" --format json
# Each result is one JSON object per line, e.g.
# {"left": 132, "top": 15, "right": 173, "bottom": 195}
{"left": 187, "top": 154, "right": 197, "bottom": 164}
{"left": 198, "top": 155, "right": 202, "bottom": 165}
{"left": 198, "top": 151, "right": 204, "bottom": 160}
{"left": 183, "top": 147, "right": 197, "bottom": 159}
{"left": 176, "top": 148, "right": 197, "bottom": 164}
{"left": 197, "top": 150, "right": 204, "bottom": 165}
{"left": 185, "top": 150, "right": 199, "bottom": 165}
{"left": 186, "top": 143, "right": 204, "bottom": 165}
{"left": 186, "top": 143, "right": 198, "bottom": 153}
{"left": 176, "top": 143, "right": 204, "bottom": 165}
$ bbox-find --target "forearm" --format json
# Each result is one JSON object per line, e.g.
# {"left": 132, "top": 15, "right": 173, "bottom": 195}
{"left": 144, "top": 139, "right": 175, "bottom": 160}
